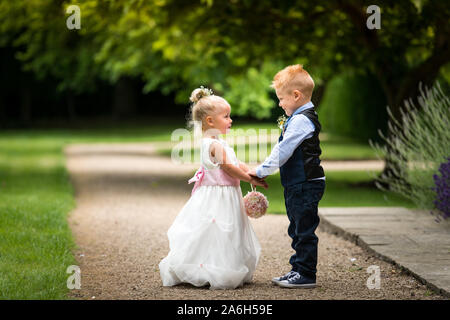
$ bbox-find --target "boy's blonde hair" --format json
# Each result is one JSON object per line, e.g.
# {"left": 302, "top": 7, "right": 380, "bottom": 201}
{"left": 271, "top": 64, "right": 315, "bottom": 100}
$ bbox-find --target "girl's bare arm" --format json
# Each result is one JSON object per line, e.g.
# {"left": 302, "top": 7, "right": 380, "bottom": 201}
{"left": 238, "top": 161, "right": 249, "bottom": 172}
{"left": 210, "top": 142, "right": 268, "bottom": 188}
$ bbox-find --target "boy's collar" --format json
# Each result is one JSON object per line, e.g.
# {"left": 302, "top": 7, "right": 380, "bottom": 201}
{"left": 290, "top": 101, "right": 314, "bottom": 117}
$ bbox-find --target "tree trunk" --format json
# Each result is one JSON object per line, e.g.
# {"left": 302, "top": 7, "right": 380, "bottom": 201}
{"left": 113, "top": 77, "right": 138, "bottom": 119}
{"left": 372, "top": 76, "right": 403, "bottom": 189}
{"left": 67, "top": 91, "right": 77, "bottom": 122}
{"left": 312, "top": 83, "right": 326, "bottom": 111}
{"left": 0, "top": 93, "right": 4, "bottom": 128}
{"left": 20, "top": 85, "right": 32, "bottom": 126}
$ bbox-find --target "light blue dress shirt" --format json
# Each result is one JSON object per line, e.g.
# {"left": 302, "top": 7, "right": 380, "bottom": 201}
{"left": 255, "top": 101, "right": 325, "bottom": 181}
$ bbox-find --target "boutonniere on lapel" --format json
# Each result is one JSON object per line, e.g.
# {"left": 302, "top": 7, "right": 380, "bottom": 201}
{"left": 277, "top": 115, "right": 288, "bottom": 134}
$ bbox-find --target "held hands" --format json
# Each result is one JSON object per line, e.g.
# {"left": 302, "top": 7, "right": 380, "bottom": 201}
{"left": 247, "top": 169, "right": 268, "bottom": 189}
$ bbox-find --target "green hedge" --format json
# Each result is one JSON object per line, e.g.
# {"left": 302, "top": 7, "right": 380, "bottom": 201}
{"left": 318, "top": 73, "right": 387, "bottom": 142}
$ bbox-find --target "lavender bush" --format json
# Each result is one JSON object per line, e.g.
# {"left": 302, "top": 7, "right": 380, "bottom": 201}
{"left": 370, "top": 83, "right": 450, "bottom": 212}
{"left": 432, "top": 158, "right": 450, "bottom": 220}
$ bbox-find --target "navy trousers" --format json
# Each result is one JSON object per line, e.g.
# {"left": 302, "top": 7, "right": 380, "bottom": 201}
{"left": 283, "top": 179, "right": 325, "bottom": 280}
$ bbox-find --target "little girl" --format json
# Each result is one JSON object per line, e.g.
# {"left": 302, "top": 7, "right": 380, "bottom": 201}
{"left": 159, "top": 87, "right": 268, "bottom": 290}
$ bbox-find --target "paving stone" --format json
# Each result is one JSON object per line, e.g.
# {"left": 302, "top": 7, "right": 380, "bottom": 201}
{"left": 320, "top": 207, "right": 450, "bottom": 297}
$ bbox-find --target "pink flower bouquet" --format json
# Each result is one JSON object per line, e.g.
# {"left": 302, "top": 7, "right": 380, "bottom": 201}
{"left": 243, "top": 185, "right": 269, "bottom": 219}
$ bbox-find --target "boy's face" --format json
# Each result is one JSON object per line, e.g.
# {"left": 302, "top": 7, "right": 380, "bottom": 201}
{"left": 275, "top": 88, "right": 302, "bottom": 116}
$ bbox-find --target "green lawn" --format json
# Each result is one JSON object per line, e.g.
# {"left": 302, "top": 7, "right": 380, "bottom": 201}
{"left": 240, "top": 171, "right": 414, "bottom": 214}
{"left": 1, "top": 121, "right": 378, "bottom": 161}
{"left": 159, "top": 140, "right": 376, "bottom": 162}
{"left": 158, "top": 128, "right": 377, "bottom": 161}
{"left": 0, "top": 139, "right": 76, "bottom": 299}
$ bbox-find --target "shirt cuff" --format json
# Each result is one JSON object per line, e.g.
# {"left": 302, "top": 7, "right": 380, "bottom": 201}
{"left": 255, "top": 166, "right": 263, "bottom": 178}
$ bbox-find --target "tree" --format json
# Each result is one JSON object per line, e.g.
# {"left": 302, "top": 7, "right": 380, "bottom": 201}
{"left": 153, "top": 0, "right": 450, "bottom": 118}
{"left": 151, "top": 0, "right": 450, "bottom": 178}
{"left": 1, "top": 0, "right": 448, "bottom": 121}
{"left": 0, "top": 0, "right": 103, "bottom": 119}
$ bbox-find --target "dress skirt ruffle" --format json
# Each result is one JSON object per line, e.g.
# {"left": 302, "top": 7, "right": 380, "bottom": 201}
{"left": 159, "top": 185, "right": 261, "bottom": 290}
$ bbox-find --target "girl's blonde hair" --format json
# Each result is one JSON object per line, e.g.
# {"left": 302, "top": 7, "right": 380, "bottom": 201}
{"left": 187, "top": 87, "right": 229, "bottom": 129}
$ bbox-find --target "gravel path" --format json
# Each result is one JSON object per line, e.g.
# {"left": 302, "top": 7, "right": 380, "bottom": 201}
{"left": 65, "top": 143, "right": 445, "bottom": 300}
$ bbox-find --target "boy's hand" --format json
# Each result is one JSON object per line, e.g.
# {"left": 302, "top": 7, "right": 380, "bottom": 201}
{"left": 247, "top": 169, "right": 267, "bottom": 180}
{"left": 247, "top": 169, "right": 268, "bottom": 189}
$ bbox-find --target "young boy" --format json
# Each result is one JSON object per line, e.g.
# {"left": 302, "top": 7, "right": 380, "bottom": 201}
{"left": 248, "top": 64, "right": 325, "bottom": 288}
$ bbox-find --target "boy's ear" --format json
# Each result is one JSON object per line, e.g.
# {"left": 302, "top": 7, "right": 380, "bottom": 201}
{"left": 293, "top": 89, "right": 302, "bottom": 101}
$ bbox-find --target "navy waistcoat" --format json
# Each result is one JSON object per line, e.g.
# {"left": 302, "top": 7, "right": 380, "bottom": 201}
{"left": 279, "top": 108, "right": 324, "bottom": 187}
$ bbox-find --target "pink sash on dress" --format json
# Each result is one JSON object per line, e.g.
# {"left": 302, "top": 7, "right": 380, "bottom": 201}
{"left": 188, "top": 165, "right": 240, "bottom": 195}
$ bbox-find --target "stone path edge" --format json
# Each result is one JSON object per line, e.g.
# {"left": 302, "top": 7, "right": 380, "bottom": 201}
{"left": 318, "top": 213, "right": 450, "bottom": 298}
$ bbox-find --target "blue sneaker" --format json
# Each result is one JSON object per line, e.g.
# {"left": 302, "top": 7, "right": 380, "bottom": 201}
{"left": 271, "top": 270, "right": 296, "bottom": 284}
{"left": 277, "top": 272, "right": 316, "bottom": 288}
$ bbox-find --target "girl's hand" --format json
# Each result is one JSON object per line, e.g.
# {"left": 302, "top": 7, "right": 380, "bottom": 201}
{"left": 250, "top": 177, "right": 268, "bottom": 189}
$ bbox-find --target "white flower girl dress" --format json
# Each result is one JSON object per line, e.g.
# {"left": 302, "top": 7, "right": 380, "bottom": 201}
{"left": 159, "top": 137, "right": 261, "bottom": 289}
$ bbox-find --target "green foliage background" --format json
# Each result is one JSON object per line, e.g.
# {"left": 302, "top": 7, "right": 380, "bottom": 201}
{"left": 318, "top": 73, "right": 388, "bottom": 141}
{"left": 1, "top": 0, "right": 448, "bottom": 122}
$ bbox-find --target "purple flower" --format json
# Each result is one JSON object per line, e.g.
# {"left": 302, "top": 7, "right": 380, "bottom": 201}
{"left": 432, "top": 157, "right": 450, "bottom": 221}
